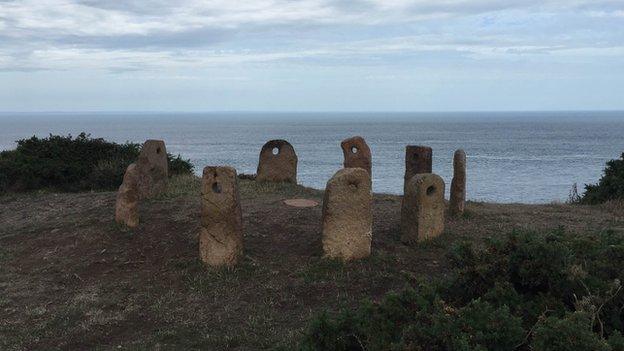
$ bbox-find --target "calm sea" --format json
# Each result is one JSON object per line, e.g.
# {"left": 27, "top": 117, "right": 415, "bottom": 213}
{"left": 1, "top": 111, "right": 623, "bottom": 203}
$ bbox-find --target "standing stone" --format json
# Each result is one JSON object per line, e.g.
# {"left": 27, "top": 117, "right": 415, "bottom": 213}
{"left": 115, "top": 163, "right": 140, "bottom": 228}
{"left": 322, "top": 168, "right": 372, "bottom": 261}
{"left": 341, "top": 136, "right": 372, "bottom": 175}
{"left": 256, "top": 140, "right": 298, "bottom": 183}
{"left": 404, "top": 145, "right": 432, "bottom": 193}
{"left": 199, "top": 166, "right": 244, "bottom": 267}
{"left": 401, "top": 173, "right": 445, "bottom": 244}
{"left": 449, "top": 149, "right": 467, "bottom": 216}
{"left": 136, "top": 139, "right": 168, "bottom": 199}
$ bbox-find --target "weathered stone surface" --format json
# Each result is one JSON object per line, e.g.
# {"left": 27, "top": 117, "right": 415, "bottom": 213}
{"left": 256, "top": 140, "right": 297, "bottom": 183}
{"left": 404, "top": 145, "right": 432, "bottom": 193}
{"left": 115, "top": 163, "right": 140, "bottom": 228}
{"left": 401, "top": 173, "right": 445, "bottom": 244}
{"left": 449, "top": 149, "right": 467, "bottom": 216}
{"left": 322, "top": 168, "right": 372, "bottom": 261}
{"left": 199, "top": 166, "right": 244, "bottom": 267}
{"left": 136, "top": 139, "right": 168, "bottom": 199}
{"left": 341, "top": 136, "right": 372, "bottom": 175}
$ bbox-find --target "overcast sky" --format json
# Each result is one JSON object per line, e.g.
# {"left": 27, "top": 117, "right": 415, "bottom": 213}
{"left": 0, "top": 0, "right": 622, "bottom": 112}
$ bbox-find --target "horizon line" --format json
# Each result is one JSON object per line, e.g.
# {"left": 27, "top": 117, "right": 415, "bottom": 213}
{"left": 1, "top": 109, "right": 623, "bottom": 115}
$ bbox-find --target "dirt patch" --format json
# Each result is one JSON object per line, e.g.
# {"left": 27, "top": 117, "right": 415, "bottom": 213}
{"left": 1, "top": 177, "right": 623, "bottom": 350}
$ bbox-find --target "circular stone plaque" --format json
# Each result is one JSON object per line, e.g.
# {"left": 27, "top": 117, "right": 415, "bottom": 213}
{"left": 283, "top": 198, "right": 319, "bottom": 208}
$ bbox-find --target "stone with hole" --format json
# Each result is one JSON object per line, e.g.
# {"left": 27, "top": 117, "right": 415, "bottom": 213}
{"left": 256, "top": 140, "right": 298, "bottom": 183}
{"left": 401, "top": 173, "right": 445, "bottom": 243}
{"left": 115, "top": 163, "right": 140, "bottom": 228}
{"left": 136, "top": 139, "right": 168, "bottom": 199}
{"left": 449, "top": 149, "right": 467, "bottom": 216}
{"left": 322, "top": 168, "right": 372, "bottom": 261}
{"left": 404, "top": 145, "right": 432, "bottom": 193}
{"left": 199, "top": 166, "right": 244, "bottom": 267}
{"left": 341, "top": 136, "right": 372, "bottom": 175}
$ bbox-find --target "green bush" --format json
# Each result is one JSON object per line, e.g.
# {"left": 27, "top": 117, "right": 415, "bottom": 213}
{"left": 609, "top": 331, "right": 624, "bottom": 351}
{"left": 169, "top": 154, "right": 194, "bottom": 175}
{"left": 299, "top": 229, "right": 624, "bottom": 350}
{"left": 300, "top": 288, "right": 524, "bottom": 351}
{"left": 531, "top": 312, "right": 610, "bottom": 351}
{"left": 0, "top": 133, "right": 193, "bottom": 193}
{"left": 583, "top": 153, "right": 624, "bottom": 204}
{"left": 401, "top": 299, "right": 524, "bottom": 351}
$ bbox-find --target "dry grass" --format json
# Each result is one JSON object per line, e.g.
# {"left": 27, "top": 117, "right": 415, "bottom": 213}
{"left": 1, "top": 175, "right": 623, "bottom": 350}
{"left": 601, "top": 199, "right": 624, "bottom": 215}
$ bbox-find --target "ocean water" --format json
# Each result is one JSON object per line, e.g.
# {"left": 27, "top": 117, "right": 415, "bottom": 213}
{"left": 1, "top": 111, "right": 623, "bottom": 203}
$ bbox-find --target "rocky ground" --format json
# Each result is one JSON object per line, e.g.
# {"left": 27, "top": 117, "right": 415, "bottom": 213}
{"left": 1, "top": 175, "right": 624, "bottom": 350}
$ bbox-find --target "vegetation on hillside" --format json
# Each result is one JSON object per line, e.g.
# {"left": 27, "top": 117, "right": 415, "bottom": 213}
{"left": 0, "top": 133, "right": 192, "bottom": 193}
{"left": 300, "top": 228, "right": 624, "bottom": 350}
{"left": 582, "top": 153, "right": 624, "bottom": 204}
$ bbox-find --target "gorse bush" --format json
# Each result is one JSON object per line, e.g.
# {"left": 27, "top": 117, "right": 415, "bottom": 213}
{"left": 301, "top": 290, "right": 524, "bottom": 351}
{"left": 531, "top": 312, "right": 611, "bottom": 351}
{"left": 169, "top": 154, "right": 194, "bottom": 175}
{"left": 299, "top": 228, "right": 624, "bottom": 350}
{"left": 0, "top": 133, "right": 193, "bottom": 193}
{"left": 583, "top": 153, "right": 624, "bottom": 204}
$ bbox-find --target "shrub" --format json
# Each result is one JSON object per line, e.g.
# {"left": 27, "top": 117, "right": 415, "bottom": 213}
{"left": 583, "top": 153, "right": 624, "bottom": 204}
{"left": 609, "top": 331, "right": 624, "bottom": 351}
{"left": 401, "top": 299, "right": 524, "bottom": 351}
{"left": 299, "top": 229, "right": 624, "bottom": 350}
{"left": 0, "top": 133, "right": 193, "bottom": 193}
{"left": 169, "top": 154, "right": 194, "bottom": 175}
{"left": 300, "top": 287, "right": 524, "bottom": 351}
{"left": 531, "top": 312, "right": 611, "bottom": 351}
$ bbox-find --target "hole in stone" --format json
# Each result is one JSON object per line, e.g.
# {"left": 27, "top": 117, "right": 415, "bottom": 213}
{"left": 272, "top": 147, "right": 280, "bottom": 155}
{"left": 426, "top": 185, "right": 436, "bottom": 196}
{"left": 156, "top": 147, "right": 161, "bottom": 154}
{"left": 349, "top": 181, "right": 359, "bottom": 190}
{"left": 212, "top": 182, "right": 222, "bottom": 193}
{"left": 351, "top": 146, "right": 358, "bottom": 154}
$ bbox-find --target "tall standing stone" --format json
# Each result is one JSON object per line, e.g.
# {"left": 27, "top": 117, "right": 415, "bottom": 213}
{"left": 136, "top": 139, "right": 168, "bottom": 199}
{"left": 401, "top": 173, "right": 445, "bottom": 244}
{"left": 115, "top": 163, "right": 140, "bottom": 228}
{"left": 199, "top": 166, "right": 244, "bottom": 267}
{"left": 341, "top": 136, "right": 372, "bottom": 175}
{"left": 449, "top": 149, "right": 467, "bottom": 216}
{"left": 322, "top": 168, "right": 372, "bottom": 261}
{"left": 404, "top": 145, "right": 432, "bottom": 193}
{"left": 256, "top": 140, "right": 298, "bottom": 183}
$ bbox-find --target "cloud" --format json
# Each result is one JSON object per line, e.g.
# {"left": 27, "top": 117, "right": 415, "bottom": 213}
{"left": 588, "top": 10, "right": 624, "bottom": 18}
{"left": 0, "top": 0, "right": 622, "bottom": 73}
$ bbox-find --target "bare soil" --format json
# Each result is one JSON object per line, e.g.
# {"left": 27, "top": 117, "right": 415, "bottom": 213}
{"left": 1, "top": 176, "right": 623, "bottom": 350}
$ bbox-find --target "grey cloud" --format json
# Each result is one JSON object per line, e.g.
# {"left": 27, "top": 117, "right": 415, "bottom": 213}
{"left": 0, "top": 0, "right": 622, "bottom": 73}
{"left": 324, "top": 0, "right": 376, "bottom": 13}
{"left": 74, "top": 0, "right": 176, "bottom": 15}
{"left": 57, "top": 27, "right": 234, "bottom": 50}
{"left": 406, "top": 0, "right": 543, "bottom": 16}
{"left": 577, "top": 0, "right": 624, "bottom": 11}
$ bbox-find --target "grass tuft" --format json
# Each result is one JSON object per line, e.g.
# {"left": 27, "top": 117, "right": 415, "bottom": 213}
{"left": 184, "top": 258, "right": 262, "bottom": 293}
{"left": 600, "top": 199, "right": 624, "bottom": 216}
{"left": 297, "top": 258, "right": 345, "bottom": 284}
{"left": 239, "top": 179, "right": 322, "bottom": 199}
{"left": 153, "top": 174, "right": 201, "bottom": 200}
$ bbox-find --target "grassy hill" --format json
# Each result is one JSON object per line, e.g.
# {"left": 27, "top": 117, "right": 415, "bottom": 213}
{"left": 1, "top": 176, "right": 624, "bottom": 350}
